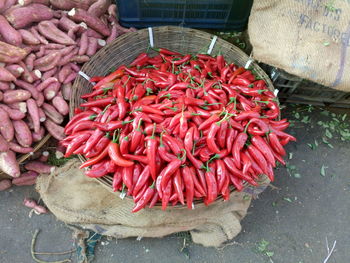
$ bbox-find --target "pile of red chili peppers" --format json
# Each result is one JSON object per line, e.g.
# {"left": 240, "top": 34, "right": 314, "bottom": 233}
{"left": 61, "top": 48, "right": 296, "bottom": 212}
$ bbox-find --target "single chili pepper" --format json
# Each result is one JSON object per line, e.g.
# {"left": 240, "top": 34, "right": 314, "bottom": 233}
{"left": 271, "top": 149, "right": 286, "bottom": 166}
{"left": 280, "top": 136, "right": 292, "bottom": 146}
{"left": 89, "top": 76, "right": 104, "bottom": 82}
{"left": 223, "top": 157, "right": 257, "bottom": 185}
{"left": 83, "top": 129, "right": 104, "bottom": 154}
{"left": 215, "top": 159, "right": 227, "bottom": 193}
{"left": 162, "top": 133, "right": 182, "bottom": 155}
{"left": 246, "top": 118, "right": 269, "bottom": 136}
{"left": 204, "top": 165, "right": 218, "bottom": 205}
{"left": 108, "top": 131, "right": 134, "bottom": 167}
{"left": 146, "top": 124, "right": 158, "bottom": 180}
{"left": 198, "top": 114, "right": 220, "bottom": 131}
{"left": 93, "top": 67, "right": 125, "bottom": 90}
{"left": 264, "top": 101, "right": 280, "bottom": 119}
{"left": 65, "top": 111, "right": 95, "bottom": 134}
{"left": 132, "top": 183, "right": 155, "bottom": 213}
{"left": 92, "top": 121, "right": 124, "bottom": 131}
{"left": 154, "top": 47, "right": 181, "bottom": 56}
{"left": 197, "top": 54, "right": 215, "bottom": 61}
{"left": 228, "top": 67, "right": 245, "bottom": 84}
{"left": 112, "top": 167, "right": 123, "bottom": 192}
{"left": 173, "top": 170, "right": 185, "bottom": 205}
{"left": 234, "top": 110, "right": 260, "bottom": 121}
{"left": 148, "top": 191, "right": 159, "bottom": 208}
{"left": 159, "top": 158, "right": 182, "bottom": 190}
{"left": 189, "top": 167, "right": 206, "bottom": 196}
{"left": 129, "top": 117, "right": 143, "bottom": 152}
{"left": 247, "top": 144, "right": 268, "bottom": 175}
{"left": 216, "top": 53, "right": 225, "bottom": 71}
{"left": 269, "top": 122, "right": 290, "bottom": 131}
{"left": 251, "top": 136, "right": 276, "bottom": 167}
{"left": 199, "top": 147, "right": 211, "bottom": 162}
{"left": 133, "top": 165, "right": 150, "bottom": 196}
{"left": 70, "top": 120, "right": 94, "bottom": 134}
{"left": 79, "top": 144, "right": 109, "bottom": 169}
{"left": 135, "top": 105, "right": 164, "bottom": 116}
{"left": 231, "top": 132, "right": 248, "bottom": 169}
{"left": 122, "top": 165, "right": 134, "bottom": 194}
{"left": 72, "top": 144, "right": 85, "bottom": 155}
{"left": 122, "top": 153, "right": 149, "bottom": 164}
{"left": 131, "top": 163, "right": 143, "bottom": 193}
{"left": 270, "top": 127, "right": 297, "bottom": 142}
{"left": 134, "top": 183, "right": 148, "bottom": 203}
{"left": 266, "top": 163, "right": 275, "bottom": 182}
{"left": 221, "top": 176, "right": 230, "bottom": 200}
{"left": 130, "top": 52, "right": 149, "bottom": 67}
{"left": 80, "top": 97, "right": 115, "bottom": 108}
{"left": 241, "top": 151, "right": 252, "bottom": 175}
{"left": 85, "top": 161, "right": 109, "bottom": 178}
{"left": 184, "top": 97, "right": 206, "bottom": 107}
{"left": 229, "top": 173, "right": 243, "bottom": 191}
{"left": 184, "top": 126, "right": 194, "bottom": 152}
{"left": 64, "top": 133, "right": 91, "bottom": 157}
{"left": 245, "top": 149, "right": 264, "bottom": 175}
{"left": 226, "top": 127, "right": 237, "bottom": 151}
{"left": 182, "top": 166, "right": 194, "bottom": 209}
{"left": 206, "top": 122, "right": 222, "bottom": 154}
{"left": 179, "top": 112, "right": 188, "bottom": 139}
{"left": 161, "top": 179, "right": 172, "bottom": 210}
{"left": 148, "top": 114, "right": 164, "bottom": 123}
{"left": 119, "top": 134, "right": 130, "bottom": 155}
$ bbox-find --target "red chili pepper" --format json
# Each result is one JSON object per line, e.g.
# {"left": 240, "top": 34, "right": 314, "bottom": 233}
{"left": 92, "top": 121, "right": 124, "bottom": 131}
{"left": 226, "top": 127, "right": 237, "bottom": 151}
{"left": 133, "top": 165, "right": 150, "bottom": 196}
{"left": 271, "top": 149, "right": 286, "bottom": 166}
{"left": 251, "top": 136, "right": 276, "bottom": 167}
{"left": 245, "top": 150, "right": 264, "bottom": 175}
{"left": 83, "top": 129, "right": 104, "bottom": 155}
{"left": 162, "top": 133, "right": 182, "bottom": 155}
{"left": 159, "top": 158, "right": 182, "bottom": 191}
{"left": 64, "top": 133, "right": 91, "bottom": 157}
{"left": 130, "top": 52, "right": 149, "bottom": 67}
{"left": 85, "top": 135, "right": 110, "bottom": 158}
{"left": 184, "top": 126, "right": 194, "bottom": 152}
{"left": 215, "top": 159, "right": 227, "bottom": 193}
{"left": 241, "top": 151, "right": 252, "bottom": 175}
{"left": 223, "top": 157, "right": 257, "bottom": 185}
{"left": 234, "top": 111, "right": 260, "bottom": 121}
{"left": 80, "top": 97, "right": 115, "bottom": 108}
{"left": 204, "top": 165, "right": 218, "bottom": 205}
{"left": 132, "top": 184, "right": 155, "bottom": 213}
{"left": 228, "top": 67, "right": 245, "bottom": 84}
{"left": 108, "top": 132, "right": 134, "bottom": 167}
{"left": 93, "top": 67, "right": 125, "bottom": 90}
{"left": 264, "top": 101, "right": 280, "bottom": 119}
{"left": 129, "top": 117, "right": 143, "bottom": 152}
{"left": 206, "top": 122, "right": 222, "bottom": 154}
{"left": 119, "top": 134, "right": 130, "bottom": 155}
{"left": 246, "top": 118, "right": 269, "bottom": 136}
{"left": 247, "top": 145, "right": 268, "bottom": 175}
{"left": 161, "top": 179, "right": 172, "bottom": 210}
{"left": 65, "top": 111, "right": 95, "bottom": 134}
{"left": 122, "top": 153, "right": 149, "bottom": 164}
{"left": 112, "top": 167, "right": 123, "bottom": 192}
{"left": 229, "top": 173, "right": 243, "bottom": 191}
{"left": 146, "top": 124, "right": 158, "bottom": 180}
{"left": 122, "top": 165, "right": 134, "bottom": 194}
{"left": 148, "top": 191, "right": 159, "bottom": 208}
{"left": 85, "top": 160, "right": 109, "bottom": 178}
{"left": 173, "top": 170, "right": 185, "bottom": 205}
{"left": 182, "top": 166, "right": 194, "bottom": 209}
{"left": 154, "top": 47, "right": 182, "bottom": 56}
{"left": 231, "top": 132, "right": 248, "bottom": 169}
{"left": 197, "top": 54, "right": 216, "bottom": 61}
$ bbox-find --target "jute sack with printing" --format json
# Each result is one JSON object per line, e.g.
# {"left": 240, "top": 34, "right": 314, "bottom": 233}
{"left": 36, "top": 160, "right": 270, "bottom": 247}
{"left": 248, "top": 0, "right": 350, "bottom": 91}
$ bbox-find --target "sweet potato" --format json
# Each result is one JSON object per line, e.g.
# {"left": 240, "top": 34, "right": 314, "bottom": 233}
{"left": 42, "top": 102, "right": 63, "bottom": 124}
{"left": 88, "top": 0, "right": 110, "bottom": 17}
{"left": 3, "top": 89, "right": 31, "bottom": 104}
{"left": 18, "top": 61, "right": 34, "bottom": 83}
{"left": 0, "top": 104, "right": 26, "bottom": 120}
{"left": 64, "top": 71, "right": 77, "bottom": 84}
{"left": 50, "top": 0, "right": 95, "bottom": 11}
{"left": 12, "top": 173, "right": 37, "bottom": 185}
{"left": 32, "top": 127, "right": 44, "bottom": 142}
{"left": 70, "top": 55, "right": 89, "bottom": 63}
{"left": 0, "top": 150, "right": 20, "bottom": 177}
{"left": 58, "top": 16, "right": 80, "bottom": 32}
{"left": 36, "top": 92, "right": 44, "bottom": 107}
{"left": 24, "top": 53, "right": 36, "bottom": 71}
{"left": 5, "top": 64, "right": 24, "bottom": 78}
{"left": 68, "top": 8, "right": 110, "bottom": 36}
{"left": 86, "top": 37, "right": 98, "bottom": 56}
{"left": 0, "top": 67, "right": 16, "bottom": 82}
{"left": 0, "top": 15, "right": 23, "bottom": 46}
{"left": 44, "top": 119, "right": 65, "bottom": 140}
{"left": 36, "top": 77, "right": 58, "bottom": 91}
{"left": 38, "top": 20, "right": 75, "bottom": 45}
{"left": 25, "top": 160, "right": 54, "bottom": 174}
{"left": 44, "top": 43, "right": 66, "bottom": 50}
{"left": 18, "top": 0, "right": 50, "bottom": 6}
{"left": 0, "top": 107, "right": 14, "bottom": 141}
{"left": 37, "top": 107, "right": 46, "bottom": 122}
{"left": 42, "top": 67, "right": 57, "bottom": 80}
{"left": 58, "top": 64, "right": 72, "bottom": 83}
{"left": 0, "top": 41, "right": 28, "bottom": 63}
{"left": 30, "top": 27, "right": 48, "bottom": 45}
{"left": 26, "top": 98, "right": 40, "bottom": 133}
{"left": 38, "top": 151, "right": 49, "bottom": 162}
{"left": 60, "top": 45, "right": 76, "bottom": 56}
{"left": 58, "top": 48, "right": 78, "bottom": 66}
{"left": 33, "top": 51, "right": 61, "bottom": 71}
{"left": 43, "top": 81, "right": 60, "bottom": 100}
{"left": 0, "top": 91, "right": 3, "bottom": 101}
{"left": 35, "top": 45, "right": 46, "bottom": 58}
{"left": 86, "top": 28, "right": 102, "bottom": 38}
{"left": 61, "top": 82, "right": 72, "bottom": 100}
{"left": 18, "top": 29, "right": 40, "bottom": 45}
{"left": 0, "top": 134, "right": 9, "bottom": 152}
{"left": 106, "top": 23, "right": 118, "bottom": 44}
{"left": 13, "top": 120, "right": 32, "bottom": 147}
{"left": 8, "top": 102, "right": 27, "bottom": 113}
{"left": 0, "top": 81, "right": 10, "bottom": 91}
{"left": 23, "top": 198, "right": 48, "bottom": 213}
{"left": 70, "top": 62, "right": 80, "bottom": 72}
{"left": 0, "top": 0, "right": 5, "bottom": 11}
{"left": 52, "top": 95, "right": 69, "bottom": 115}
{"left": 0, "top": 179, "right": 12, "bottom": 191}
{"left": 14, "top": 80, "right": 39, "bottom": 99}
{"left": 9, "top": 141, "right": 33, "bottom": 153}
{"left": 5, "top": 4, "right": 54, "bottom": 29}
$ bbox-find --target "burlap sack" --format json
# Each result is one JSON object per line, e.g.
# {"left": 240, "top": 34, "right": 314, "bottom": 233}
{"left": 249, "top": 0, "right": 350, "bottom": 91}
{"left": 36, "top": 160, "right": 269, "bottom": 247}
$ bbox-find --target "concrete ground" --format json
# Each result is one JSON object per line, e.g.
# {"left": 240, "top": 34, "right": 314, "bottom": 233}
{"left": 0, "top": 104, "right": 349, "bottom": 263}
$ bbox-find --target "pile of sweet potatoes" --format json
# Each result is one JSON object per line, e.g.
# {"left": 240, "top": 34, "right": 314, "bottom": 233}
{"left": 0, "top": 0, "right": 134, "bottom": 186}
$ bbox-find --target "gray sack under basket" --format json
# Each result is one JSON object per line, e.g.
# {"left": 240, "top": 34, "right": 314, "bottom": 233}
{"left": 36, "top": 160, "right": 270, "bottom": 247}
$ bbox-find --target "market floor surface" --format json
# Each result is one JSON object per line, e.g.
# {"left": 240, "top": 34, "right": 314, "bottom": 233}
{"left": 1, "top": 104, "right": 349, "bottom": 263}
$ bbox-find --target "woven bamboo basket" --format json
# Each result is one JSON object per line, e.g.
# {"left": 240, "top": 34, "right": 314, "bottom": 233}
{"left": 71, "top": 26, "right": 276, "bottom": 207}
{"left": 0, "top": 134, "right": 51, "bottom": 179}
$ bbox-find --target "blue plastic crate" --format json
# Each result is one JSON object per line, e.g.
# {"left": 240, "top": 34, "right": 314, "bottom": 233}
{"left": 116, "top": 0, "right": 253, "bottom": 30}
